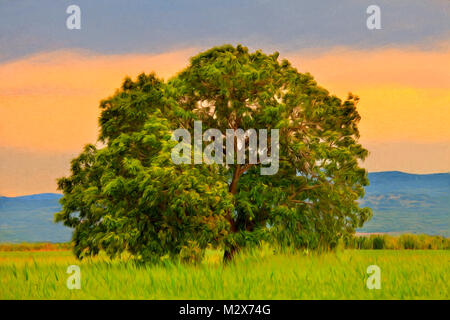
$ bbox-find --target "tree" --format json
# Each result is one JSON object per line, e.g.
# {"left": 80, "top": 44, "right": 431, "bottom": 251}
{"left": 55, "top": 74, "right": 232, "bottom": 263}
{"left": 56, "top": 45, "right": 371, "bottom": 263}
{"left": 171, "top": 45, "right": 371, "bottom": 259}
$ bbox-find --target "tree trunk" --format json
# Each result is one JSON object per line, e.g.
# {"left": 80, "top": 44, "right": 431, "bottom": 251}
{"left": 223, "top": 244, "right": 238, "bottom": 264}
{"left": 223, "top": 166, "right": 241, "bottom": 263}
{"left": 228, "top": 165, "right": 241, "bottom": 195}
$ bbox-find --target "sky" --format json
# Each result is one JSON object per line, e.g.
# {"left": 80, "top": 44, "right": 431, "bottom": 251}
{"left": 0, "top": 0, "right": 449, "bottom": 196}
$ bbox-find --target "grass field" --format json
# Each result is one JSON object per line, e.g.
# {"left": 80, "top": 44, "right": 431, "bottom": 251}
{"left": 0, "top": 248, "right": 448, "bottom": 299}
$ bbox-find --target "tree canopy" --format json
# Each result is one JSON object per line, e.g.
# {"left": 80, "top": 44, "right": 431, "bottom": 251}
{"left": 55, "top": 44, "right": 371, "bottom": 263}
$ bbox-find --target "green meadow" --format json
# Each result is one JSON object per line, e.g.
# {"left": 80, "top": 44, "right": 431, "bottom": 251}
{"left": 1, "top": 248, "right": 448, "bottom": 300}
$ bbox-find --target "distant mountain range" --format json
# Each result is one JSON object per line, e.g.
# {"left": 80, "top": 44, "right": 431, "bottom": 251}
{"left": 357, "top": 171, "right": 449, "bottom": 236}
{"left": 0, "top": 171, "right": 448, "bottom": 243}
{"left": 0, "top": 193, "right": 67, "bottom": 243}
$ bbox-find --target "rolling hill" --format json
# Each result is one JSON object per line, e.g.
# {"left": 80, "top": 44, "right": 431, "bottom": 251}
{"left": 357, "top": 171, "right": 449, "bottom": 236}
{"left": 0, "top": 193, "right": 68, "bottom": 243}
{"left": 0, "top": 171, "right": 448, "bottom": 243}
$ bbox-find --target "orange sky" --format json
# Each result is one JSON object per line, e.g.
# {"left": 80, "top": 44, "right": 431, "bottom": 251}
{"left": 0, "top": 47, "right": 449, "bottom": 196}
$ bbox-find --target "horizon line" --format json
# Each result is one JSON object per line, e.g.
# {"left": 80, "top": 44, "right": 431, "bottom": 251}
{"left": 1, "top": 170, "right": 448, "bottom": 198}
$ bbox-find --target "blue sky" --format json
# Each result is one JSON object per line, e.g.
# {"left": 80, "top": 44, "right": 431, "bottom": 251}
{"left": 1, "top": 0, "right": 449, "bottom": 62}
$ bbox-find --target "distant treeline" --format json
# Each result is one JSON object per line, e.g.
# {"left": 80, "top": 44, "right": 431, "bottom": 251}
{"left": 0, "top": 242, "right": 72, "bottom": 251}
{"left": 1, "top": 234, "right": 449, "bottom": 252}
{"left": 344, "top": 234, "right": 450, "bottom": 250}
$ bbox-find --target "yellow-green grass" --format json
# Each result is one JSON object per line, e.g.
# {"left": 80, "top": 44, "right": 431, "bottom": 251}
{"left": 0, "top": 249, "right": 448, "bottom": 300}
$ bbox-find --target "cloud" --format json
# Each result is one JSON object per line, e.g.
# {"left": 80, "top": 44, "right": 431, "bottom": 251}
{"left": 0, "top": 147, "right": 76, "bottom": 197}
{"left": 0, "top": 48, "right": 196, "bottom": 152}
{"left": 1, "top": 0, "right": 449, "bottom": 62}
{"left": 285, "top": 47, "right": 450, "bottom": 143}
{"left": 361, "top": 141, "right": 450, "bottom": 174}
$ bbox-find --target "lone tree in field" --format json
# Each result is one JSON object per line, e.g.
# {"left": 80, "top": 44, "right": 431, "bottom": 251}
{"left": 56, "top": 45, "right": 371, "bottom": 263}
